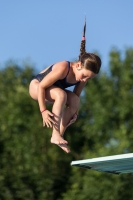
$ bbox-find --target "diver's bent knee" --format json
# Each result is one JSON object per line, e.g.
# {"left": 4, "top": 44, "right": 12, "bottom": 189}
{"left": 67, "top": 93, "right": 80, "bottom": 109}
{"left": 56, "top": 90, "right": 67, "bottom": 103}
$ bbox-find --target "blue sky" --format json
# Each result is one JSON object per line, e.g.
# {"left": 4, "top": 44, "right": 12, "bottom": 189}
{"left": 0, "top": 1, "right": 133, "bottom": 72}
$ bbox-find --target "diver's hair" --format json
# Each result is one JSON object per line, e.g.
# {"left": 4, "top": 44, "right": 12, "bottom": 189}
{"left": 80, "top": 53, "right": 101, "bottom": 74}
{"left": 79, "top": 17, "right": 101, "bottom": 74}
{"left": 79, "top": 17, "right": 86, "bottom": 59}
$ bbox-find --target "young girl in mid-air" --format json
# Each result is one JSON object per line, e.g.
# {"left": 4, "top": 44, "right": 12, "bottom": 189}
{"left": 29, "top": 19, "right": 101, "bottom": 153}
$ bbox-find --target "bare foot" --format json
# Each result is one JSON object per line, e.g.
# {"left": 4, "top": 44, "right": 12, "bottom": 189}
{"left": 51, "top": 133, "right": 70, "bottom": 153}
{"left": 51, "top": 133, "right": 68, "bottom": 145}
{"left": 57, "top": 144, "right": 70, "bottom": 153}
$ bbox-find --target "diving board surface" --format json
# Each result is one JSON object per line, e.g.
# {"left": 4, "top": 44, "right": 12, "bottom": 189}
{"left": 71, "top": 153, "right": 133, "bottom": 174}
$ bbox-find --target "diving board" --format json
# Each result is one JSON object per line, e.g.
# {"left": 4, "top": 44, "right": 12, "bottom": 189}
{"left": 71, "top": 153, "right": 133, "bottom": 175}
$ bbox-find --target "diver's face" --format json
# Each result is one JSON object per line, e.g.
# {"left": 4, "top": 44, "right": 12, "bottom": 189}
{"left": 75, "top": 64, "right": 96, "bottom": 82}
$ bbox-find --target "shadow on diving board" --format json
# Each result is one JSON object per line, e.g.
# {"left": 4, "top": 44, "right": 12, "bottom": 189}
{"left": 71, "top": 153, "right": 133, "bottom": 175}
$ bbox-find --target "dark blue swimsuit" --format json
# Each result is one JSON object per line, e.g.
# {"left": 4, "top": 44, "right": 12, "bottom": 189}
{"left": 34, "top": 61, "right": 79, "bottom": 90}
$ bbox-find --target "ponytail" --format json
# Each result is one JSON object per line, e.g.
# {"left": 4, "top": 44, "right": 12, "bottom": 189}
{"left": 79, "top": 17, "right": 86, "bottom": 60}
{"left": 78, "top": 17, "right": 101, "bottom": 74}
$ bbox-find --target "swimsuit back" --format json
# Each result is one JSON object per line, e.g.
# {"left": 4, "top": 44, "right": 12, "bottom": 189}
{"left": 34, "top": 61, "right": 79, "bottom": 89}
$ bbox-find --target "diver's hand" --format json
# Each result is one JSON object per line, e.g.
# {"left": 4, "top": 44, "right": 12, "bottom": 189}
{"left": 42, "top": 110, "right": 55, "bottom": 128}
{"left": 66, "top": 113, "right": 78, "bottom": 128}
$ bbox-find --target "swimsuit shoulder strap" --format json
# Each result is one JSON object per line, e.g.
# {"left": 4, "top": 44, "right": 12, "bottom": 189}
{"left": 64, "top": 61, "right": 70, "bottom": 78}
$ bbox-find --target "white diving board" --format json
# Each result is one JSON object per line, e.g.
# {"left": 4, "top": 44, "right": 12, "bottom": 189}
{"left": 71, "top": 153, "right": 133, "bottom": 175}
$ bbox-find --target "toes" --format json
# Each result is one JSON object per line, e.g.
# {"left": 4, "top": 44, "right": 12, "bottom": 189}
{"left": 50, "top": 136, "right": 68, "bottom": 145}
{"left": 59, "top": 140, "right": 68, "bottom": 145}
{"left": 53, "top": 139, "right": 68, "bottom": 145}
{"left": 58, "top": 144, "right": 70, "bottom": 153}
